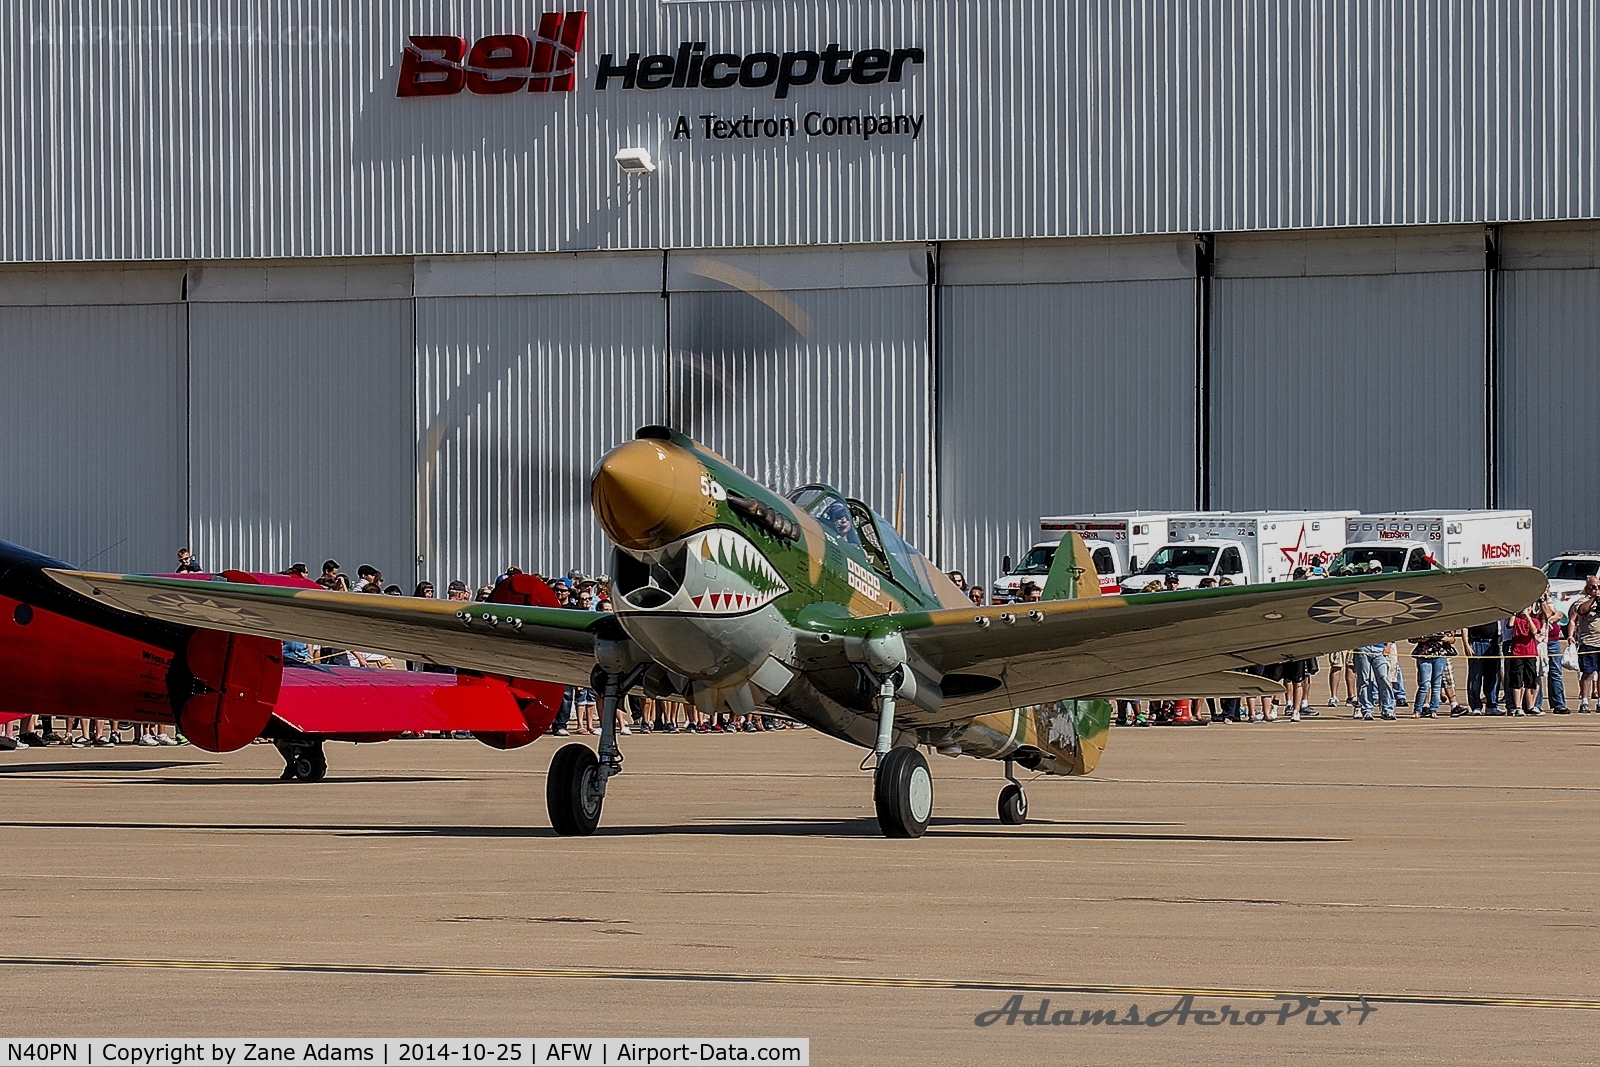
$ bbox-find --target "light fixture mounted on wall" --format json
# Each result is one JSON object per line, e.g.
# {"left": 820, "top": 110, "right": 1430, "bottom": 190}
{"left": 614, "top": 147, "right": 656, "bottom": 174}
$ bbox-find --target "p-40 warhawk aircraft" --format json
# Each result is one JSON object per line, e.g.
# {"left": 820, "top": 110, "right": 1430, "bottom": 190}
{"left": 50, "top": 428, "right": 1543, "bottom": 837}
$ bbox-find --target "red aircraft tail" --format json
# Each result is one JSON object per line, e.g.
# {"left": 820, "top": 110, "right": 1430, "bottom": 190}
{"left": 469, "top": 573, "right": 568, "bottom": 748}
{"left": 170, "top": 628, "right": 284, "bottom": 752}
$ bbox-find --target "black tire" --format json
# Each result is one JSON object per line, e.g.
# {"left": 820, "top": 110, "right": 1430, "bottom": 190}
{"left": 547, "top": 743, "right": 603, "bottom": 836}
{"left": 998, "top": 782, "right": 1028, "bottom": 825}
{"left": 292, "top": 746, "right": 327, "bottom": 782}
{"left": 873, "top": 747, "right": 933, "bottom": 838}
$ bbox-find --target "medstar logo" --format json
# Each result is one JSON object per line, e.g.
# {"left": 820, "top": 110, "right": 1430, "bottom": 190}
{"left": 396, "top": 12, "right": 588, "bottom": 96}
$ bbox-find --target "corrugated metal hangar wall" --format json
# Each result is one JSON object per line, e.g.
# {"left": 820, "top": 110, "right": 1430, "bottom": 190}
{"left": 3, "top": 0, "right": 1600, "bottom": 585}
{"left": 6, "top": 0, "right": 1599, "bottom": 257}
{"left": 6, "top": 226, "right": 1600, "bottom": 586}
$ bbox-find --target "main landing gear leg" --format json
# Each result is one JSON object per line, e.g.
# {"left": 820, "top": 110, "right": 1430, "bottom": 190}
{"left": 547, "top": 665, "right": 647, "bottom": 836}
{"left": 870, "top": 672, "right": 932, "bottom": 838}
{"left": 998, "top": 758, "right": 1028, "bottom": 825}
{"left": 276, "top": 739, "right": 327, "bottom": 782}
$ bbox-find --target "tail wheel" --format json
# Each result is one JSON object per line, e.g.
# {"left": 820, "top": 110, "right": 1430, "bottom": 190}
{"left": 547, "top": 743, "right": 603, "bottom": 836}
{"left": 873, "top": 747, "right": 933, "bottom": 838}
{"left": 998, "top": 782, "right": 1028, "bottom": 825}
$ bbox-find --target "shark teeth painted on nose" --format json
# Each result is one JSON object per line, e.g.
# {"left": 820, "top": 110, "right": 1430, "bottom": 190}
{"left": 683, "top": 528, "right": 787, "bottom": 614}
{"left": 617, "top": 526, "right": 789, "bottom": 616}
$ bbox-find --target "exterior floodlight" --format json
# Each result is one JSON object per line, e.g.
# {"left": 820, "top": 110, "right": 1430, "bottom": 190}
{"left": 614, "top": 147, "right": 656, "bottom": 174}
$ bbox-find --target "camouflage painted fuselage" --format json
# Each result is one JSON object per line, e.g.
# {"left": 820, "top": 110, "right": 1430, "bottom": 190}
{"left": 597, "top": 429, "right": 1112, "bottom": 777}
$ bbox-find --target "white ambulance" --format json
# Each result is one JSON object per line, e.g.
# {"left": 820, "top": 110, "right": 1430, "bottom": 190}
{"left": 1329, "top": 511, "right": 1534, "bottom": 575}
{"left": 991, "top": 513, "right": 1199, "bottom": 602}
{"left": 1119, "top": 512, "right": 1353, "bottom": 592}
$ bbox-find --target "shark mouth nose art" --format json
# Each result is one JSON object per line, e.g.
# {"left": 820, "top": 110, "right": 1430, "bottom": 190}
{"left": 614, "top": 527, "right": 788, "bottom": 615}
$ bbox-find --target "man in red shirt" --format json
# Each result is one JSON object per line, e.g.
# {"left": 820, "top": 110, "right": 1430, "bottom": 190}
{"left": 1507, "top": 596, "right": 1557, "bottom": 716}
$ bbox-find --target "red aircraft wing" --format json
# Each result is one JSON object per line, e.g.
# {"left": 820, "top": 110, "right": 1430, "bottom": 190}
{"left": 272, "top": 667, "right": 535, "bottom": 738}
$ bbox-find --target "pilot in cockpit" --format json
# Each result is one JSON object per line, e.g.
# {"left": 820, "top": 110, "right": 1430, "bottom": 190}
{"left": 823, "top": 500, "right": 860, "bottom": 546}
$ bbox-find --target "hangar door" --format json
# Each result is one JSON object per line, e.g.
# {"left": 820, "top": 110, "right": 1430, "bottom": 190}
{"left": 937, "top": 237, "right": 1198, "bottom": 585}
{"left": 416, "top": 252, "right": 665, "bottom": 586}
{"left": 1211, "top": 228, "right": 1487, "bottom": 513}
{"left": 0, "top": 265, "right": 187, "bottom": 573}
{"left": 1498, "top": 222, "right": 1600, "bottom": 562}
{"left": 668, "top": 245, "right": 935, "bottom": 550}
{"left": 186, "top": 261, "right": 416, "bottom": 585}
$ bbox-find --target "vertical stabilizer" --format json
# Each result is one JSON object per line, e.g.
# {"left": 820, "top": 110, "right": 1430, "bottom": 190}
{"left": 1041, "top": 532, "right": 1102, "bottom": 600}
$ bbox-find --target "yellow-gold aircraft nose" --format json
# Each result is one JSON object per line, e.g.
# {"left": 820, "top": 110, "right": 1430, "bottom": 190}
{"left": 591, "top": 439, "right": 718, "bottom": 550}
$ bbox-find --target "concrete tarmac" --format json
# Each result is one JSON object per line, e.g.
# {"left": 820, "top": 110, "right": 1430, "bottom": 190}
{"left": 2, "top": 715, "right": 1598, "bottom": 1065}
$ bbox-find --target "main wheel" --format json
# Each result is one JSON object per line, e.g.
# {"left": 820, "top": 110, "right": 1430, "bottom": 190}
{"left": 873, "top": 747, "right": 933, "bottom": 838}
{"left": 546, "top": 743, "right": 603, "bottom": 836}
{"left": 291, "top": 745, "right": 327, "bottom": 782}
{"left": 998, "top": 782, "right": 1028, "bottom": 825}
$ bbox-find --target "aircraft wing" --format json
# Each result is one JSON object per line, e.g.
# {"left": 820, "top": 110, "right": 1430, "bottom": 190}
{"left": 895, "top": 567, "right": 1544, "bottom": 717}
{"left": 46, "top": 571, "right": 605, "bottom": 687}
{"left": 272, "top": 667, "right": 549, "bottom": 737}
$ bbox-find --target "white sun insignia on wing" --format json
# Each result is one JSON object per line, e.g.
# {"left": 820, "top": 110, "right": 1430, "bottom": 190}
{"left": 1307, "top": 590, "right": 1444, "bottom": 627}
{"left": 146, "top": 591, "right": 273, "bottom": 628}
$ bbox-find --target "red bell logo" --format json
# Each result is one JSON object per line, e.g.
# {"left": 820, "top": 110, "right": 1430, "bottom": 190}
{"left": 397, "top": 12, "right": 587, "bottom": 96}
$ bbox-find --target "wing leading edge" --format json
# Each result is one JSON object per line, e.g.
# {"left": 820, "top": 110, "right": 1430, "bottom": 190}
{"left": 46, "top": 570, "right": 604, "bottom": 687}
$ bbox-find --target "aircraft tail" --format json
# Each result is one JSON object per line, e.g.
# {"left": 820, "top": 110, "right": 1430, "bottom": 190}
{"left": 469, "top": 572, "right": 568, "bottom": 748}
{"left": 1041, "top": 532, "right": 1102, "bottom": 600}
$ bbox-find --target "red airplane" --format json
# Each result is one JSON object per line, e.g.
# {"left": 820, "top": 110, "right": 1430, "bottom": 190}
{"left": 0, "top": 539, "right": 563, "bottom": 779}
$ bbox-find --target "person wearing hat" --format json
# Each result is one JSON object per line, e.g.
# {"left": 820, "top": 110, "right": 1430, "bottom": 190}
{"left": 1163, "top": 572, "right": 1181, "bottom": 591}
{"left": 446, "top": 580, "right": 470, "bottom": 602}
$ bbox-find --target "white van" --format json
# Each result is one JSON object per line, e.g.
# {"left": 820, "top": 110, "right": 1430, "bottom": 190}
{"left": 1120, "top": 512, "right": 1353, "bottom": 591}
{"left": 992, "top": 513, "right": 1201, "bottom": 602}
{"left": 1330, "top": 512, "right": 1533, "bottom": 576}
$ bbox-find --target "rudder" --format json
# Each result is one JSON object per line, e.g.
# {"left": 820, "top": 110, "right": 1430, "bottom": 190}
{"left": 1041, "top": 532, "right": 1102, "bottom": 600}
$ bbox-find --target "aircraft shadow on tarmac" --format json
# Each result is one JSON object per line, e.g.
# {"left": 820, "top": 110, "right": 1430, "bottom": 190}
{"left": 585, "top": 818, "right": 1347, "bottom": 842}
{"left": 0, "top": 817, "right": 1346, "bottom": 842}
{"left": 121, "top": 775, "right": 481, "bottom": 786}
{"left": 0, "top": 761, "right": 197, "bottom": 774}
{"left": 0, "top": 763, "right": 478, "bottom": 785}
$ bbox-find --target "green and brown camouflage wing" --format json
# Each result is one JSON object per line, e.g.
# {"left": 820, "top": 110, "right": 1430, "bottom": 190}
{"left": 889, "top": 566, "right": 1544, "bottom": 716}
{"left": 46, "top": 571, "right": 604, "bottom": 686}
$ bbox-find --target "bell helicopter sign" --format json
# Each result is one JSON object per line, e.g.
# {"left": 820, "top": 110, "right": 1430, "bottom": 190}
{"left": 394, "top": 11, "right": 927, "bottom": 145}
